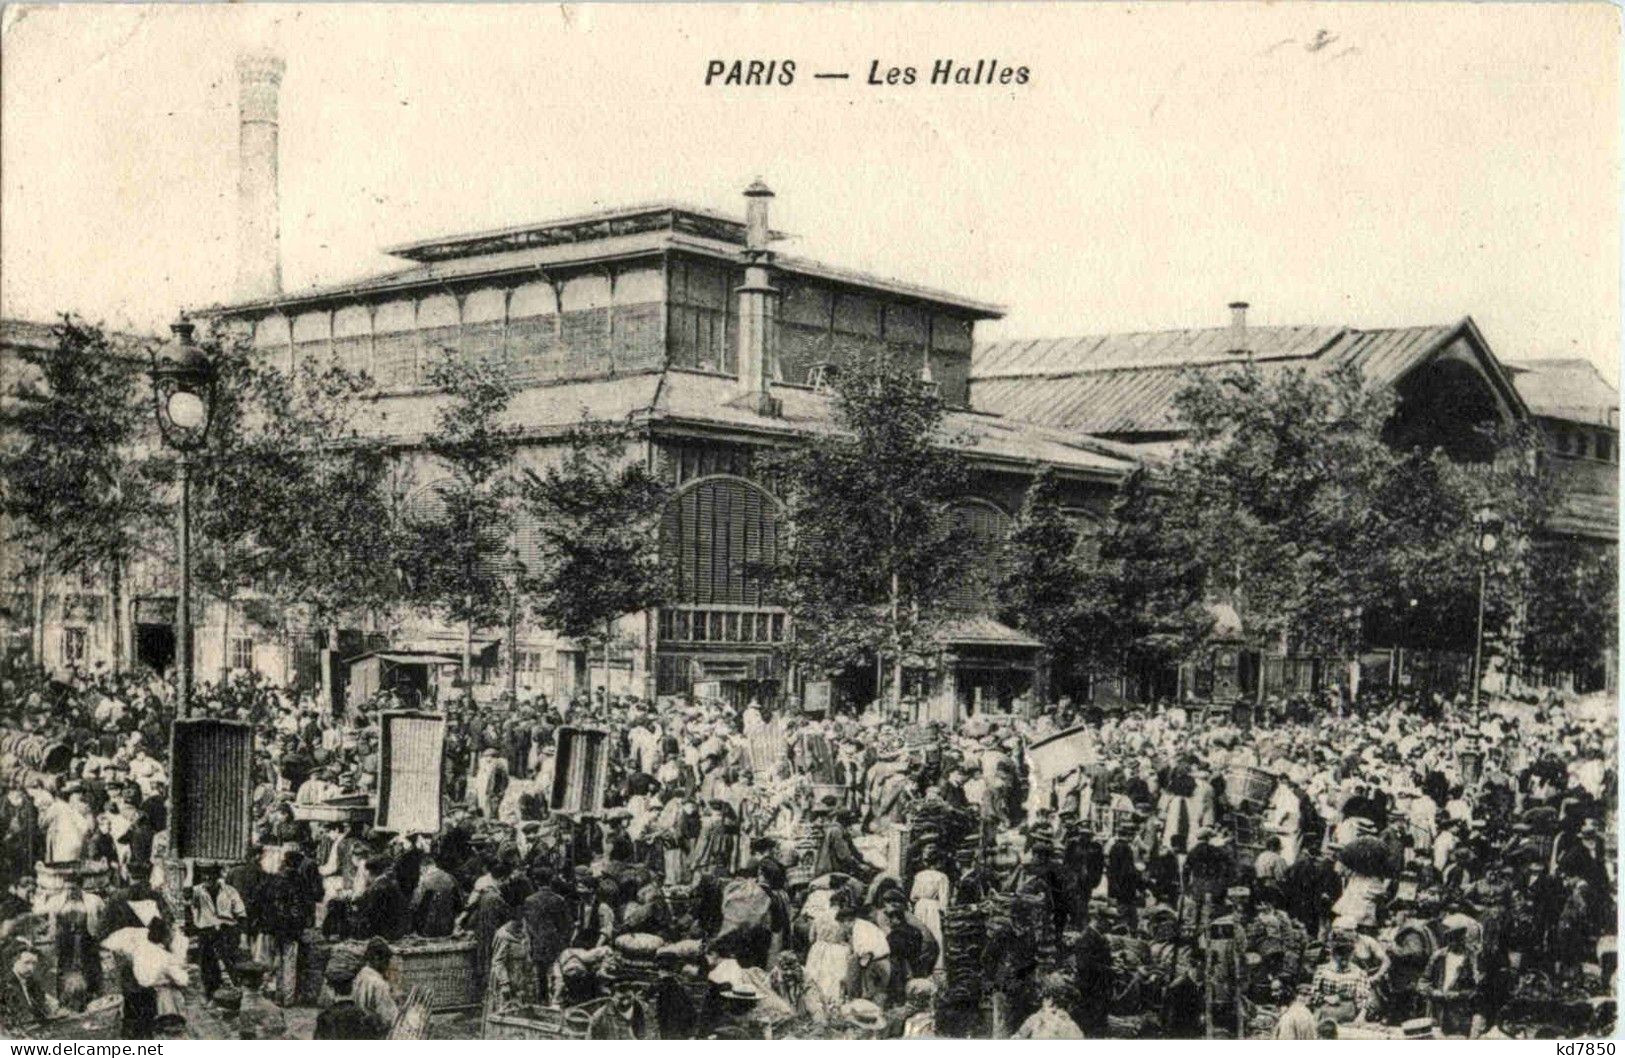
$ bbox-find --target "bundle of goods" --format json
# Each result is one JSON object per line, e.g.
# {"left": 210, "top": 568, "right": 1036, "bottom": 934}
{"left": 298, "top": 932, "right": 342, "bottom": 1006}
{"left": 906, "top": 798, "right": 976, "bottom": 876}
{"left": 983, "top": 891, "right": 1053, "bottom": 998}
{"left": 386, "top": 935, "right": 480, "bottom": 1012}
{"left": 1224, "top": 766, "right": 1275, "bottom": 811}
{"left": 938, "top": 903, "right": 988, "bottom": 1036}
{"left": 35, "top": 859, "right": 111, "bottom": 895}
{"left": 608, "top": 932, "right": 666, "bottom": 984}
{"left": 788, "top": 821, "right": 822, "bottom": 884}
{"left": 902, "top": 725, "right": 944, "bottom": 770}
{"left": 1336, "top": 835, "right": 1398, "bottom": 878}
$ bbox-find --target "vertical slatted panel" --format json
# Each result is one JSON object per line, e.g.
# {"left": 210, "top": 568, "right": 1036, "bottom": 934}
{"left": 378, "top": 713, "right": 445, "bottom": 834}
{"left": 696, "top": 486, "right": 716, "bottom": 604}
{"left": 550, "top": 728, "right": 610, "bottom": 814}
{"left": 949, "top": 502, "right": 1012, "bottom": 612}
{"left": 659, "top": 479, "right": 782, "bottom": 607}
{"left": 170, "top": 719, "right": 253, "bottom": 862}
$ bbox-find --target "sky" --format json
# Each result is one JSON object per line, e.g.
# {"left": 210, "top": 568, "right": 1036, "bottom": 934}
{"left": 2, "top": 2, "right": 1620, "bottom": 383}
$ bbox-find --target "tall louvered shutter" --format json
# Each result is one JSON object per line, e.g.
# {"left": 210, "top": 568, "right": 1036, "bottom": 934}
{"left": 950, "top": 502, "right": 1012, "bottom": 613}
{"left": 659, "top": 478, "right": 781, "bottom": 606}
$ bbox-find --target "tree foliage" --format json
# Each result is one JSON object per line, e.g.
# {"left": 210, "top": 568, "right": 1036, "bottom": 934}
{"left": 189, "top": 331, "right": 405, "bottom": 634}
{"left": 398, "top": 352, "right": 522, "bottom": 638}
{"left": 996, "top": 467, "right": 1115, "bottom": 689}
{"left": 1132, "top": 358, "right": 1556, "bottom": 672}
{"left": 517, "top": 413, "right": 671, "bottom": 679}
{"left": 0, "top": 317, "right": 168, "bottom": 668}
{"left": 1519, "top": 538, "right": 1617, "bottom": 682}
{"left": 765, "top": 346, "right": 976, "bottom": 701}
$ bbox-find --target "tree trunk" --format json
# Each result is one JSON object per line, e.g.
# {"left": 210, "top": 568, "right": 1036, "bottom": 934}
{"left": 30, "top": 567, "right": 47, "bottom": 669}
{"left": 507, "top": 588, "right": 519, "bottom": 704}
{"left": 463, "top": 608, "right": 475, "bottom": 706}
{"left": 220, "top": 591, "right": 233, "bottom": 683}
{"left": 109, "top": 559, "right": 125, "bottom": 674}
{"left": 889, "top": 570, "right": 903, "bottom": 710}
{"left": 603, "top": 617, "right": 613, "bottom": 700}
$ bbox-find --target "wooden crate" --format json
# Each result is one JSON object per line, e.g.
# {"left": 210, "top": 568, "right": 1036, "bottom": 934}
{"left": 387, "top": 936, "right": 480, "bottom": 1012}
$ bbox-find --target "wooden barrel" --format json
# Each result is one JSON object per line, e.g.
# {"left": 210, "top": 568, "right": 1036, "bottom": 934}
{"left": 0, "top": 731, "right": 69, "bottom": 772}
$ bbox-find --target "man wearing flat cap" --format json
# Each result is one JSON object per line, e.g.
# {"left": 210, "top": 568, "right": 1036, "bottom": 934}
{"left": 314, "top": 947, "right": 385, "bottom": 1039}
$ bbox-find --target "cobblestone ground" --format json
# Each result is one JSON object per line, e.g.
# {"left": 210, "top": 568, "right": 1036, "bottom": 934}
{"left": 31, "top": 981, "right": 479, "bottom": 1040}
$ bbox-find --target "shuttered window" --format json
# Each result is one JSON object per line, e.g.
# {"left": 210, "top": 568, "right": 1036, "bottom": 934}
{"left": 660, "top": 478, "right": 779, "bottom": 605}
{"left": 949, "top": 501, "right": 1012, "bottom": 613}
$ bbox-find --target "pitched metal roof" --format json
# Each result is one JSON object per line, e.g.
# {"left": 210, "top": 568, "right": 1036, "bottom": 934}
{"left": 648, "top": 369, "right": 1137, "bottom": 478}
{"left": 208, "top": 215, "right": 1003, "bottom": 319}
{"left": 344, "top": 365, "right": 1136, "bottom": 480}
{"left": 1502, "top": 358, "right": 1619, "bottom": 428}
{"left": 970, "top": 322, "right": 1510, "bottom": 436}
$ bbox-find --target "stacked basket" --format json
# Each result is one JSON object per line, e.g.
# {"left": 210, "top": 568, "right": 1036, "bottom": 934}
{"left": 938, "top": 903, "right": 988, "bottom": 1037}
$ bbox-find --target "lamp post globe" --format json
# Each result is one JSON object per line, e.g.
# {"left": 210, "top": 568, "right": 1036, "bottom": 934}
{"left": 148, "top": 315, "right": 216, "bottom": 718}
{"left": 149, "top": 317, "right": 216, "bottom": 452}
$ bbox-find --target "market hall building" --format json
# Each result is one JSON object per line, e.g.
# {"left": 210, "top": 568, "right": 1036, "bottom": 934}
{"left": 972, "top": 308, "right": 1620, "bottom": 697}
{"left": 208, "top": 184, "right": 1138, "bottom": 719}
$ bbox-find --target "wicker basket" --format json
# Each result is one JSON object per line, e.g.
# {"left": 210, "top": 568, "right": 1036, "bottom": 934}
{"left": 484, "top": 1002, "right": 597, "bottom": 1040}
{"left": 387, "top": 936, "right": 480, "bottom": 1012}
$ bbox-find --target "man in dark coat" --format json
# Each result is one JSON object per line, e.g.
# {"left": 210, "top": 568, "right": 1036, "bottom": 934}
{"left": 410, "top": 855, "right": 463, "bottom": 938}
{"left": 467, "top": 876, "right": 511, "bottom": 996}
{"left": 353, "top": 858, "right": 410, "bottom": 941}
{"left": 1066, "top": 912, "right": 1115, "bottom": 1038}
{"left": 1282, "top": 846, "right": 1340, "bottom": 936}
{"left": 139, "top": 782, "right": 168, "bottom": 834}
{"left": 119, "top": 812, "right": 155, "bottom": 885}
{"left": 0, "top": 790, "right": 40, "bottom": 890}
{"left": 520, "top": 871, "right": 572, "bottom": 1002}
{"left": 1062, "top": 824, "right": 1106, "bottom": 933}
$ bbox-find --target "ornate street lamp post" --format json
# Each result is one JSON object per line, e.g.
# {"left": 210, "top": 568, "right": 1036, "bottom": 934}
{"left": 148, "top": 317, "right": 217, "bottom": 718}
{"left": 1470, "top": 505, "right": 1500, "bottom": 713}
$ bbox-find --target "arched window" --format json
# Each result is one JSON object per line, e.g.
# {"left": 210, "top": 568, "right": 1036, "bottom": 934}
{"left": 660, "top": 476, "right": 780, "bottom": 606}
{"left": 949, "top": 499, "right": 1012, "bottom": 613}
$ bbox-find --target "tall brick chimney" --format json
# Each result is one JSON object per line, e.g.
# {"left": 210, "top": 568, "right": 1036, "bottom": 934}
{"left": 731, "top": 179, "right": 781, "bottom": 416}
{"left": 236, "top": 51, "right": 285, "bottom": 302}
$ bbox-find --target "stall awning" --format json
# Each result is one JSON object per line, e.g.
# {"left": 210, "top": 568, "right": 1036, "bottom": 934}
{"left": 936, "top": 615, "right": 1044, "bottom": 649}
{"left": 344, "top": 649, "right": 462, "bottom": 666}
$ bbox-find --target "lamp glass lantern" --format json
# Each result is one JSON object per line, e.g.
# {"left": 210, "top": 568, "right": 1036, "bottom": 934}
{"left": 1473, "top": 505, "right": 1500, "bottom": 557}
{"left": 148, "top": 318, "right": 216, "bottom": 451}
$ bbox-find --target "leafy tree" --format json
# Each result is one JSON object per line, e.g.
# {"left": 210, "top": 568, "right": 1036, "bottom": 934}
{"left": 1519, "top": 538, "right": 1617, "bottom": 687}
{"left": 0, "top": 317, "right": 168, "bottom": 670}
{"left": 1363, "top": 426, "right": 1552, "bottom": 667}
{"left": 188, "top": 331, "right": 406, "bottom": 680}
{"left": 517, "top": 413, "right": 671, "bottom": 696}
{"left": 997, "top": 467, "right": 1108, "bottom": 693}
{"left": 399, "top": 352, "right": 522, "bottom": 697}
{"left": 1092, "top": 468, "right": 1213, "bottom": 672}
{"left": 1135, "top": 357, "right": 1556, "bottom": 697}
{"left": 1156, "top": 360, "right": 1400, "bottom": 656}
{"left": 765, "top": 345, "right": 975, "bottom": 707}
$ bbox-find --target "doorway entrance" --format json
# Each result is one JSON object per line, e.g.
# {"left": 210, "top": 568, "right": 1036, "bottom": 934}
{"left": 136, "top": 623, "right": 175, "bottom": 674}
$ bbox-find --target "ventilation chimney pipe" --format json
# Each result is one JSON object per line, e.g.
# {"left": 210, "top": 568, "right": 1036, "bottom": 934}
{"left": 732, "top": 179, "right": 781, "bottom": 416}
{"left": 236, "top": 51, "right": 285, "bottom": 302}
{"left": 1228, "top": 301, "right": 1250, "bottom": 355}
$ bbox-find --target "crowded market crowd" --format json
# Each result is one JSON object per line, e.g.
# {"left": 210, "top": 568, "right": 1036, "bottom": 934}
{"left": 0, "top": 660, "right": 1615, "bottom": 1041}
